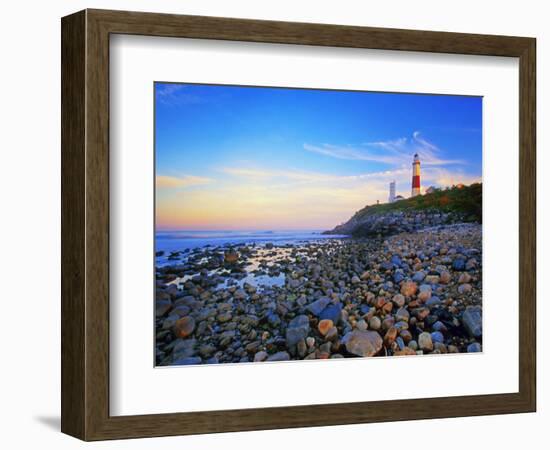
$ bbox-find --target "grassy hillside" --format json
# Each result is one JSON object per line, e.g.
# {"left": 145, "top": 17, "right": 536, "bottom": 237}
{"left": 354, "top": 183, "right": 482, "bottom": 223}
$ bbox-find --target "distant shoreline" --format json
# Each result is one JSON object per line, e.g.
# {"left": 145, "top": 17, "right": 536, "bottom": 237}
{"left": 155, "top": 229, "right": 349, "bottom": 262}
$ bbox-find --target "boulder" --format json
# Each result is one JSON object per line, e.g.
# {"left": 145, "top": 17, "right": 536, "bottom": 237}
{"left": 462, "top": 306, "right": 482, "bottom": 338}
{"left": 401, "top": 281, "right": 418, "bottom": 297}
{"left": 286, "top": 315, "right": 310, "bottom": 348}
{"left": 452, "top": 258, "right": 466, "bottom": 271}
{"left": 267, "top": 351, "right": 290, "bottom": 362}
{"left": 173, "top": 316, "right": 195, "bottom": 338}
{"left": 172, "top": 356, "right": 202, "bottom": 366}
{"left": 306, "top": 297, "right": 331, "bottom": 316}
{"left": 394, "top": 347, "right": 416, "bottom": 356}
{"left": 412, "top": 271, "right": 426, "bottom": 282}
{"left": 254, "top": 351, "right": 268, "bottom": 362}
{"left": 392, "top": 294, "right": 405, "bottom": 308}
{"left": 224, "top": 249, "right": 239, "bottom": 264}
{"left": 431, "top": 331, "right": 444, "bottom": 343}
{"left": 467, "top": 342, "right": 482, "bottom": 353}
{"left": 155, "top": 298, "right": 172, "bottom": 317}
{"left": 342, "top": 330, "right": 383, "bottom": 357}
{"left": 439, "top": 271, "right": 452, "bottom": 284}
{"left": 319, "top": 302, "right": 343, "bottom": 324}
{"left": 368, "top": 316, "right": 381, "bottom": 331}
{"left": 395, "top": 307, "right": 410, "bottom": 322}
{"left": 418, "top": 332, "right": 433, "bottom": 351}
{"left": 171, "top": 338, "right": 197, "bottom": 360}
{"left": 318, "top": 319, "right": 334, "bottom": 336}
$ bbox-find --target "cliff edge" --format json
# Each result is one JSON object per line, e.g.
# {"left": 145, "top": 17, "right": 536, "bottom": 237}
{"left": 324, "top": 183, "right": 482, "bottom": 238}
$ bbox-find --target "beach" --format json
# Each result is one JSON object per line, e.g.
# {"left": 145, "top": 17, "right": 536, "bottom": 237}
{"left": 155, "top": 223, "right": 482, "bottom": 365}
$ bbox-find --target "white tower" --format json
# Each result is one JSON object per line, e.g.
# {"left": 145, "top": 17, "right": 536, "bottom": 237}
{"left": 389, "top": 181, "right": 396, "bottom": 203}
{"left": 411, "top": 153, "right": 421, "bottom": 197}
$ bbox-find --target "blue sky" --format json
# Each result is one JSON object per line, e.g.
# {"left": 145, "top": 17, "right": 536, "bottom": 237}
{"left": 155, "top": 82, "right": 482, "bottom": 230}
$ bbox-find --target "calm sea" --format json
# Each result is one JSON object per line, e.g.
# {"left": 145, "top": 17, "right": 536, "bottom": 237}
{"left": 155, "top": 229, "right": 346, "bottom": 253}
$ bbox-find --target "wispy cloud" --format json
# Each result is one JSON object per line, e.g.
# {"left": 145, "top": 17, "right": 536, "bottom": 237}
{"left": 303, "top": 143, "right": 401, "bottom": 165}
{"left": 155, "top": 84, "right": 203, "bottom": 106}
{"left": 156, "top": 175, "right": 212, "bottom": 189}
{"left": 408, "top": 131, "right": 465, "bottom": 165}
{"left": 304, "top": 131, "right": 465, "bottom": 167}
{"left": 220, "top": 166, "right": 345, "bottom": 183}
{"left": 423, "top": 167, "right": 481, "bottom": 188}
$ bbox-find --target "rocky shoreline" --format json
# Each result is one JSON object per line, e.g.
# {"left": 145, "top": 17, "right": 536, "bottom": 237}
{"left": 323, "top": 183, "right": 482, "bottom": 238}
{"left": 155, "top": 223, "right": 482, "bottom": 366}
{"left": 324, "top": 210, "right": 467, "bottom": 238}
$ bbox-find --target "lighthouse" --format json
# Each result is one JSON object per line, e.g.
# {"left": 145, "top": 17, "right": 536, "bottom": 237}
{"left": 411, "top": 153, "right": 421, "bottom": 197}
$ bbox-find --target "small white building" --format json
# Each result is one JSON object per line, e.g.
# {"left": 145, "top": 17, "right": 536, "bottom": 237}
{"left": 388, "top": 180, "right": 396, "bottom": 203}
{"left": 425, "top": 186, "right": 437, "bottom": 194}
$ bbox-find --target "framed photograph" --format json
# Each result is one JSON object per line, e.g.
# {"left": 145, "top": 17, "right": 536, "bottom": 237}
{"left": 61, "top": 9, "right": 536, "bottom": 440}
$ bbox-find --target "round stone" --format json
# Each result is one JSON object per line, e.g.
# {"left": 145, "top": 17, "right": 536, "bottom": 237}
{"left": 418, "top": 289, "right": 432, "bottom": 302}
{"left": 401, "top": 281, "right": 418, "bottom": 297}
{"left": 431, "top": 331, "right": 444, "bottom": 343}
{"left": 383, "top": 327, "right": 398, "bottom": 347}
{"left": 173, "top": 316, "right": 195, "bottom": 338}
{"left": 452, "top": 258, "right": 466, "bottom": 271}
{"left": 254, "top": 351, "right": 268, "bottom": 362}
{"left": 392, "top": 294, "right": 405, "bottom": 308}
{"left": 267, "top": 351, "right": 291, "bottom": 362}
{"left": 395, "top": 307, "right": 410, "bottom": 322}
{"left": 418, "top": 332, "right": 434, "bottom": 352}
{"left": 318, "top": 319, "right": 334, "bottom": 336}
{"left": 412, "top": 271, "right": 426, "bottom": 282}
{"left": 467, "top": 342, "right": 482, "bottom": 353}
{"left": 394, "top": 347, "right": 416, "bottom": 356}
{"left": 342, "top": 330, "right": 383, "bottom": 357}
{"left": 459, "top": 273, "right": 472, "bottom": 284}
{"left": 224, "top": 249, "right": 239, "bottom": 264}
{"left": 368, "top": 316, "right": 382, "bottom": 331}
{"left": 439, "top": 271, "right": 452, "bottom": 284}
{"left": 325, "top": 327, "right": 338, "bottom": 341}
{"left": 400, "top": 329, "right": 413, "bottom": 343}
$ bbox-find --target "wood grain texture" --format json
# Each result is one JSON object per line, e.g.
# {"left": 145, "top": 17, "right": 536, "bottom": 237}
{"left": 61, "top": 10, "right": 86, "bottom": 439}
{"left": 89, "top": 8, "right": 532, "bottom": 56}
{"left": 518, "top": 39, "right": 536, "bottom": 410}
{"left": 61, "top": 9, "right": 537, "bottom": 441}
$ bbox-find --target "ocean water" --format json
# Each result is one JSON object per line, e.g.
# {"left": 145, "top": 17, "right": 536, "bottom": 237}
{"left": 155, "top": 229, "right": 346, "bottom": 254}
{"left": 156, "top": 229, "right": 348, "bottom": 288}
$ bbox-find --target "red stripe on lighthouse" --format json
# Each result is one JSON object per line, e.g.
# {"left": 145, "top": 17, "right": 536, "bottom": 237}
{"left": 412, "top": 175, "right": 420, "bottom": 188}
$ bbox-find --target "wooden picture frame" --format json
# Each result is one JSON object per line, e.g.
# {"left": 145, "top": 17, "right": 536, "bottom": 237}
{"left": 61, "top": 9, "right": 536, "bottom": 441}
